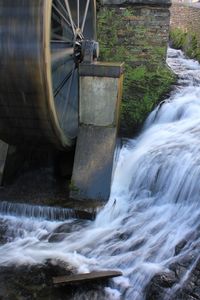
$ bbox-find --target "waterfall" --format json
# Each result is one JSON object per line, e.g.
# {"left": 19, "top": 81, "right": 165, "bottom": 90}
{"left": 0, "top": 201, "right": 95, "bottom": 221}
{"left": 0, "top": 48, "right": 200, "bottom": 300}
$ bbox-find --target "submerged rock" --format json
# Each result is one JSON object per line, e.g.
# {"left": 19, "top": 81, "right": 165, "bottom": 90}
{"left": 0, "top": 260, "right": 73, "bottom": 300}
{"left": 0, "top": 261, "right": 114, "bottom": 300}
{"left": 174, "top": 239, "right": 187, "bottom": 256}
{"left": 0, "top": 219, "right": 8, "bottom": 245}
{"left": 146, "top": 255, "right": 200, "bottom": 300}
{"left": 145, "top": 271, "right": 178, "bottom": 300}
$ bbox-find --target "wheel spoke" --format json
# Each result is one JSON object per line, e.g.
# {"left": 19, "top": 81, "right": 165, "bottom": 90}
{"left": 51, "top": 32, "right": 71, "bottom": 42}
{"left": 51, "top": 40, "right": 72, "bottom": 45}
{"left": 55, "top": 0, "right": 73, "bottom": 30}
{"left": 64, "top": 0, "right": 76, "bottom": 36}
{"left": 81, "top": 0, "right": 90, "bottom": 33}
{"left": 54, "top": 69, "right": 73, "bottom": 98}
{"left": 51, "top": 47, "right": 74, "bottom": 65}
{"left": 52, "top": 56, "right": 73, "bottom": 73}
{"left": 52, "top": 3, "right": 73, "bottom": 34}
{"left": 61, "top": 64, "right": 76, "bottom": 122}
{"left": 52, "top": 11, "right": 73, "bottom": 40}
{"left": 52, "top": 26, "right": 61, "bottom": 34}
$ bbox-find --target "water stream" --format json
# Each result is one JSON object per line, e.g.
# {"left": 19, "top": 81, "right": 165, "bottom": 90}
{"left": 0, "top": 48, "right": 200, "bottom": 299}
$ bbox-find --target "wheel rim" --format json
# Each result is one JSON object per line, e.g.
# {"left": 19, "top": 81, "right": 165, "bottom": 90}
{"left": 50, "top": 0, "right": 96, "bottom": 141}
{"left": 0, "top": 0, "right": 96, "bottom": 149}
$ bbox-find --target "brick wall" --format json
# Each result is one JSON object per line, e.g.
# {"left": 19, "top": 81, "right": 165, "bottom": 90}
{"left": 98, "top": 3, "right": 171, "bottom": 67}
{"left": 170, "top": 3, "right": 200, "bottom": 47}
{"left": 97, "top": 1, "right": 174, "bottom": 136}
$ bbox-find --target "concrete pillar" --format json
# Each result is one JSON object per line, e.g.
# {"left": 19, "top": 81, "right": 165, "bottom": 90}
{"left": 0, "top": 140, "right": 8, "bottom": 185}
{"left": 70, "top": 62, "right": 124, "bottom": 202}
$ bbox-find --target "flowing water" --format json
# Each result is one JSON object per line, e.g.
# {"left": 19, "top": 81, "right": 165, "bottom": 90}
{"left": 0, "top": 48, "right": 200, "bottom": 299}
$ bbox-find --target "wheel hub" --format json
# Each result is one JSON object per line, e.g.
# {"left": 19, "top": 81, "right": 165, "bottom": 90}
{"left": 74, "top": 39, "right": 99, "bottom": 65}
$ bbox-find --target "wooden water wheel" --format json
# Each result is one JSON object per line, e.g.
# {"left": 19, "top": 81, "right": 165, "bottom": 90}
{"left": 0, "top": 0, "right": 97, "bottom": 149}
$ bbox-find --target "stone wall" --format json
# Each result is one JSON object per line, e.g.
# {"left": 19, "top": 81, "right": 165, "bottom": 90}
{"left": 97, "top": 0, "right": 174, "bottom": 136}
{"left": 170, "top": 3, "right": 200, "bottom": 46}
{"left": 170, "top": 3, "right": 200, "bottom": 61}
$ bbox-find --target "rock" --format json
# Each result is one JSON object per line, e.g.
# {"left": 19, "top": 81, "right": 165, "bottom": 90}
{"left": 145, "top": 271, "right": 178, "bottom": 300}
{"left": 0, "top": 260, "right": 115, "bottom": 299}
{"left": 146, "top": 255, "right": 200, "bottom": 300}
{"left": 48, "top": 233, "right": 67, "bottom": 243}
{"left": 0, "top": 219, "right": 8, "bottom": 245}
{"left": 169, "top": 262, "right": 188, "bottom": 279}
{"left": 52, "top": 220, "right": 85, "bottom": 234}
{"left": 174, "top": 239, "right": 187, "bottom": 256}
{"left": 150, "top": 272, "right": 178, "bottom": 288}
{"left": 0, "top": 260, "right": 73, "bottom": 300}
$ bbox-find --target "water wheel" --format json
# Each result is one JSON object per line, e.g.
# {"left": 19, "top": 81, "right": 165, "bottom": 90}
{"left": 0, "top": 0, "right": 96, "bottom": 149}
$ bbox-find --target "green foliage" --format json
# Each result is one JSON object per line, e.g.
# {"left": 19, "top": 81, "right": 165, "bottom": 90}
{"left": 97, "top": 7, "right": 176, "bottom": 136}
{"left": 170, "top": 28, "right": 200, "bottom": 62}
{"left": 121, "top": 65, "right": 176, "bottom": 134}
{"left": 170, "top": 28, "right": 187, "bottom": 49}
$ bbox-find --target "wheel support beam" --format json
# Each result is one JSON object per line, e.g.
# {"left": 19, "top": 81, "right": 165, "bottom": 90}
{"left": 70, "top": 62, "right": 124, "bottom": 202}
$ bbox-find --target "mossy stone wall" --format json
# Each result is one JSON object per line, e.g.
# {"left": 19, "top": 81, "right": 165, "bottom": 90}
{"left": 170, "top": 3, "right": 200, "bottom": 62}
{"left": 97, "top": 1, "right": 175, "bottom": 136}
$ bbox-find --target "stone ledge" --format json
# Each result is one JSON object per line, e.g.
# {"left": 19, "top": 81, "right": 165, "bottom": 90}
{"left": 101, "top": 0, "right": 171, "bottom": 6}
{"left": 79, "top": 62, "right": 124, "bottom": 78}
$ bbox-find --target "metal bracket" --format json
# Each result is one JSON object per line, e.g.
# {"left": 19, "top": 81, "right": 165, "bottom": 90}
{"left": 81, "top": 40, "right": 99, "bottom": 64}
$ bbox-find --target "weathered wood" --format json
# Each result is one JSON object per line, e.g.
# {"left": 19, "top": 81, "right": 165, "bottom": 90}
{"left": 0, "top": 0, "right": 96, "bottom": 150}
{"left": 53, "top": 270, "right": 122, "bottom": 285}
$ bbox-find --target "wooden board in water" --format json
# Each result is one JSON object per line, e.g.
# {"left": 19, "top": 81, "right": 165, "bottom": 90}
{"left": 53, "top": 270, "right": 122, "bottom": 285}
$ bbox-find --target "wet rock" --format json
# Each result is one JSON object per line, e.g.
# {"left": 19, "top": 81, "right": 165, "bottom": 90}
{"left": 169, "top": 262, "right": 188, "bottom": 279}
{"left": 0, "top": 260, "right": 110, "bottom": 300}
{"left": 145, "top": 271, "right": 178, "bottom": 300}
{"left": 174, "top": 252, "right": 197, "bottom": 269}
{"left": 128, "top": 238, "right": 146, "bottom": 251}
{"left": 151, "top": 272, "right": 178, "bottom": 288}
{"left": 0, "top": 219, "right": 8, "bottom": 245}
{"left": 118, "top": 232, "right": 130, "bottom": 240}
{"left": 53, "top": 220, "right": 88, "bottom": 234}
{"left": 172, "top": 257, "right": 200, "bottom": 299}
{"left": 174, "top": 239, "right": 187, "bottom": 256}
{"left": 173, "top": 292, "right": 199, "bottom": 300}
{"left": 146, "top": 255, "right": 200, "bottom": 300}
{"left": 48, "top": 233, "right": 67, "bottom": 243}
{"left": 192, "top": 287, "right": 200, "bottom": 299}
{"left": 40, "top": 220, "right": 87, "bottom": 242}
{"left": 0, "top": 260, "right": 74, "bottom": 300}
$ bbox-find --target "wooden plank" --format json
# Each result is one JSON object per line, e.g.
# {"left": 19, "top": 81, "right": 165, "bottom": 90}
{"left": 53, "top": 270, "right": 123, "bottom": 285}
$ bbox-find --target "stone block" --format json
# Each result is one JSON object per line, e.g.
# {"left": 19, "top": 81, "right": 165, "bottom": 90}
{"left": 79, "top": 76, "right": 122, "bottom": 127}
{"left": 71, "top": 63, "right": 123, "bottom": 202}
{"left": 70, "top": 126, "right": 116, "bottom": 201}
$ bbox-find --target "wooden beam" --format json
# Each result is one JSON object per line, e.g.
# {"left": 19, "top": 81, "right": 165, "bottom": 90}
{"left": 53, "top": 270, "right": 123, "bottom": 285}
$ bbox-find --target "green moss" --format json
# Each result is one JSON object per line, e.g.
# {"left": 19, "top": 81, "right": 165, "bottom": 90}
{"left": 170, "top": 28, "right": 200, "bottom": 62}
{"left": 97, "top": 7, "right": 175, "bottom": 136}
{"left": 121, "top": 64, "right": 176, "bottom": 135}
{"left": 69, "top": 180, "right": 79, "bottom": 192}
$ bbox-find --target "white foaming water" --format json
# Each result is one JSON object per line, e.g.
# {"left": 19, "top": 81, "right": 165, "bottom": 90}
{"left": 0, "top": 48, "right": 200, "bottom": 299}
